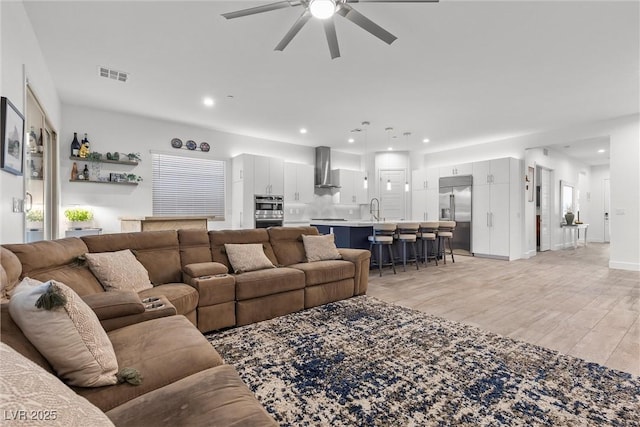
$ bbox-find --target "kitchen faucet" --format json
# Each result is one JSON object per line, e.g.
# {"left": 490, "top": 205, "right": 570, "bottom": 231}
{"left": 369, "top": 198, "right": 380, "bottom": 222}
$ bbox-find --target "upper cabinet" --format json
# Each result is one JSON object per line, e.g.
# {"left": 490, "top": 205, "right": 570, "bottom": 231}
{"left": 439, "top": 163, "right": 472, "bottom": 177}
{"left": 332, "top": 169, "right": 367, "bottom": 205}
{"left": 472, "top": 158, "right": 510, "bottom": 185}
{"left": 284, "top": 162, "right": 314, "bottom": 204}
{"left": 412, "top": 167, "right": 439, "bottom": 191}
{"left": 233, "top": 154, "right": 284, "bottom": 195}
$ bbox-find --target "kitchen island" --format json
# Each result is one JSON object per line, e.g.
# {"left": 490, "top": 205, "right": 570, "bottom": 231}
{"left": 310, "top": 220, "right": 377, "bottom": 249}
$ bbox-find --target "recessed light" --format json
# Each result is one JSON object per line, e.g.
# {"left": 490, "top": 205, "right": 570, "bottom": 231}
{"left": 388, "top": 147, "right": 393, "bottom": 151}
{"left": 423, "top": 138, "right": 430, "bottom": 143}
{"left": 348, "top": 138, "right": 355, "bottom": 143}
{"left": 597, "top": 149, "right": 605, "bottom": 153}
{"left": 300, "top": 128, "right": 308, "bottom": 134}
{"left": 203, "top": 97, "right": 214, "bottom": 107}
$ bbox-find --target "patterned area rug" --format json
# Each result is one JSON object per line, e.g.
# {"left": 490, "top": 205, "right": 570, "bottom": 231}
{"left": 206, "top": 296, "right": 639, "bottom": 426}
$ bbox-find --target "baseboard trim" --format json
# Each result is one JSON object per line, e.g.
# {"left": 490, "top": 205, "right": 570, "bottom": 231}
{"left": 609, "top": 260, "right": 640, "bottom": 271}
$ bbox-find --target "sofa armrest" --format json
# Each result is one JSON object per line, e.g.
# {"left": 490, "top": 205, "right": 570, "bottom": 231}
{"left": 191, "top": 274, "right": 235, "bottom": 307}
{"left": 183, "top": 262, "right": 228, "bottom": 285}
{"left": 81, "top": 291, "right": 145, "bottom": 320}
{"left": 338, "top": 248, "right": 371, "bottom": 296}
{"left": 82, "top": 292, "right": 177, "bottom": 332}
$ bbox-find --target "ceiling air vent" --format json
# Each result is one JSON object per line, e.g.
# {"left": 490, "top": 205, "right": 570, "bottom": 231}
{"left": 99, "top": 66, "right": 129, "bottom": 83}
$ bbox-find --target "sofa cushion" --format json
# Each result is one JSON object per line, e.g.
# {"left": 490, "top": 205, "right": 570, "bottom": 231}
{"left": 82, "top": 231, "right": 182, "bottom": 285}
{"left": 235, "top": 267, "right": 305, "bottom": 300}
{"left": 1, "top": 247, "right": 21, "bottom": 301}
{"left": 105, "top": 364, "right": 277, "bottom": 427}
{"left": 268, "top": 226, "right": 319, "bottom": 266}
{"left": 177, "top": 229, "right": 213, "bottom": 267}
{"left": 75, "top": 315, "right": 224, "bottom": 412}
{"left": 85, "top": 249, "right": 153, "bottom": 292}
{"left": 0, "top": 342, "right": 115, "bottom": 427}
{"left": 224, "top": 243, "right": 276, "bottom": 274}
{"left": 289, "top": 260, "right": 355, "bottom": 286}
{"left": 3, "top": 239, "right": 104, "bottom": 296}
{"left": 9, "top": 279, "right": 119, "bottom": 387}
{"left": 138, "top": 283, "right": 198, "bottom": 316}
{"left": 302, "top": 234, "right": 342, "bottom": 262}
{"left": 209, "top": 229, "right": 278, "bottom": 271}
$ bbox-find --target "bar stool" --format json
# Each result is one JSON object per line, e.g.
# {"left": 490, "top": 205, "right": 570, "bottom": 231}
{"left": 395, "top": 223, "right": 420, "bottom": 272}
{"left": 438, "top": 221, "right": 456, "bottom": 264}
{"left": 417, "top": 221, "right": 439, "bottom": 267}
{"left": 368, "top": 223, "right": 397, "bottom": 276}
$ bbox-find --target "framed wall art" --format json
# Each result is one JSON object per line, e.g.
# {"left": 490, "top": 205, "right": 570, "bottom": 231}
{"left": 1, "top": 97, "right": 25, "bottom": 175}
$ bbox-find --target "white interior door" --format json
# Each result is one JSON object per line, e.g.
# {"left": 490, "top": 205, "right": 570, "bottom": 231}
{"left": 604, "top": 178, "right": 610, "bottom": 242}
{"left": 539, "top": 168, "right": 551, "bottom": 251}
{"left": 379, "top": 169, "right": 406, "bottom": 220}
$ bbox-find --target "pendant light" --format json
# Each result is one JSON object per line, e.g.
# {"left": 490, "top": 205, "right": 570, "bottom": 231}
{"left": 362, "top": 121, "right": 370, "bottom": 189}
{"left": 403, "top": 132, "right": 411, "bottom": 192}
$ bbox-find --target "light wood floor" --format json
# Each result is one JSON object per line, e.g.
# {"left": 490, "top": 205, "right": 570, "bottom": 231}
{"left": 367, "top": 243, "right": 640, "bottom": 376}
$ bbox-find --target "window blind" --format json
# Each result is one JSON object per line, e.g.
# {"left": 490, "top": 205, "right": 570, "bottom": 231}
{"left": 152, "top": 153, "right": 225, "bottom": 218}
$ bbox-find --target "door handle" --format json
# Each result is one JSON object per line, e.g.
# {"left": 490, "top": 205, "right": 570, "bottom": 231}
{"left": 25, "top": 192, "right": 33, "bottom": 212}
{"left": 487, "top": 212, "right": 490, "bottom": 227}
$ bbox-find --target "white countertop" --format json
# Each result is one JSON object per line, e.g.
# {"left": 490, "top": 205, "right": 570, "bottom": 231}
{"left": 310, "top": 220, "right": 416, "bottom": 227}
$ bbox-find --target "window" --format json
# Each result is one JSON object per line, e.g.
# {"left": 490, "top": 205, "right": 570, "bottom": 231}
{"left": 152, "top": 153, "right": 225, "bottom": 218}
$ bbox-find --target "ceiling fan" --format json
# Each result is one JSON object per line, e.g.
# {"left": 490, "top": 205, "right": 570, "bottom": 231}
{"left": 222, "top": 0, "right": 439, "bottom": 59}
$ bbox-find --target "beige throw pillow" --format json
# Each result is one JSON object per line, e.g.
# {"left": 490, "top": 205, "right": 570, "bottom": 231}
{"left": 0, "top": 342, "right": 115, "bottom": 426}
{"left": 9, "top": 279, "right": 119, "bottom": 387}
{"left": 224, "top": 243, "right": 275, "bottom": 274}
{"left": 85, "top": 249, "right": 153, "bottom": 292}
{"left": 302, "top": 234, "right": 342, "bottom": 262}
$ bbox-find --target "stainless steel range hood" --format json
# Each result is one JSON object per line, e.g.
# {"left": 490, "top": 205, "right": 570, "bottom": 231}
{"left": 315, "top": 146, "right": 340, "bottom": 188}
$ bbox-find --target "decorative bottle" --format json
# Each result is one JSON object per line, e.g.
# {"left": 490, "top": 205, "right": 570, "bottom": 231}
{"left": 83, "top": 164, "right": 90, "bottom": 180}
{"left": 71, "top": 162, "right": 78, "bottom": 180}
{"left": 82, "top": 133, "right": 90, "bottom": 152}
{"left": 71, "top": 133, "right": 81, "bottom": 157}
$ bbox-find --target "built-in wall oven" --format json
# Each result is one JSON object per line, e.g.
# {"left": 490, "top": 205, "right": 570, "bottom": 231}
{"left": 254, "top": 195, "right": 284, "bottom": 228}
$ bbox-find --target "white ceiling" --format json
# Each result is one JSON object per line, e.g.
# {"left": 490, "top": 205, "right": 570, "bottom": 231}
{"left": 22, "top": 1, "right": 639, "bottom": 163}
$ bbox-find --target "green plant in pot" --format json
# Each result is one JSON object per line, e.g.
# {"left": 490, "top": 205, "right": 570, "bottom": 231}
{"left": 64, "top": 208, "right": 94, "bottom": 229}
{"left": 126, "top": 173, "right": 143, "bottom": 183}
{"left": 26, "top": 209, "right": 44, "bottom": 228}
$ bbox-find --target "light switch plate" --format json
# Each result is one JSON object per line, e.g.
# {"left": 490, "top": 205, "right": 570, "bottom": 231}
{"left": 12, "top": 198, "right": 24, "bottom": 213}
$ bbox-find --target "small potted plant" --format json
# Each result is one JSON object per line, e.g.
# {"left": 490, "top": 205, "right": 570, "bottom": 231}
{"left": 26, "top": 209, "right": 44, "bottom": 230}
{"left": 126, "top": 173, "right": 143, "bottom": 183}
{"left": 126, "top": 153, "right": 142, "bottom": 162}
{"left": 64, "top": 208, "right": 94, "bottom": 230}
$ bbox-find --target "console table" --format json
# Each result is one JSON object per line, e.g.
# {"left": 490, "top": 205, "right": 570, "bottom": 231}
{"left": 561, "top": 223, "right": 589, "bottom": 249}
{"left": 119, "top": 216, "right": 211, "bottom": 232}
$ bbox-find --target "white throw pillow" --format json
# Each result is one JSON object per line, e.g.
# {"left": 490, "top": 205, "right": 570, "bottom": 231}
{"left": 0, "top": 342, "right": 115, "bottom": 426}
{"left": 85, "top": 249, "right": 153, "bottom": 292}
{"left": 224, "top": 243, "right": 275, "bottom": 274}
{"left": 302, "top": 234, "right": 342, "bottom": 262}
{"left": 9, "top": 279, "right": 119, "bottom": 387}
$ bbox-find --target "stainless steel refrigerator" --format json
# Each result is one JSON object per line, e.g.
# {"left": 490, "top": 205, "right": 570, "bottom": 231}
{"left": 439, "top": 175, "right": 472, "bottom": 252}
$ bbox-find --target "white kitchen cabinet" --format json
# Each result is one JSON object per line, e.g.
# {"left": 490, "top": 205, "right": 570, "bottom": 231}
{"left": 411, "top": 188, "right": 439, "bottom": 221}
{"left": 472, "top": 157, "right": 521, "bottom": 260}
{"left": 253, "top": 155, "right": 284, "bottom": 195}
{"left": 472, "top": 158, "right": 510, "bottom": 185}
{"left": 231, "top": 154, "right": 284, "bottom": 229}
{"left": 411, "top": 167, "right": 439, "bottom": 190}
{"left": 439, "top": 163, "right": 472, "bottom": 178}
{"left": 284, "top": 162, "right": 314, "bottom": 203}
{"left": 332, "top": 169, "right": 367, "bottom": 205}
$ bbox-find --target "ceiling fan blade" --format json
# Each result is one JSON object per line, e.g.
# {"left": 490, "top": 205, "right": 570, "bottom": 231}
{"left": 275, "top": 10, "right": 312, "bottom": 51}
{"left": 323, "top": 19, "right": 341, "bottom": 59}
{"left": 337, "top": 4, "right": 397, "bottom": 45}
{"left": 222, "top": 1, "right": 295, "bottom": 20}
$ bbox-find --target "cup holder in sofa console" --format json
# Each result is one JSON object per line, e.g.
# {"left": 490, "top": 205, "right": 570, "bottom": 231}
{"left": 142, "top": 297, "right": 160, "bottom": 304}
{"left": 145, "top": 303, "right": 165, "bottom": 310}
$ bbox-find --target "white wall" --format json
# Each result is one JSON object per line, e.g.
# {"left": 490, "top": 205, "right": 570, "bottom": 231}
{"left": 0, "top": 1, "right": 61, "bottom": 244}
{"left": 61, "top": 104, "right": 320, "bottom": 234}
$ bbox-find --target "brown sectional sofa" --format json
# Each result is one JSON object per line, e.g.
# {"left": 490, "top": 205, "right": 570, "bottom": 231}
{"left": 0, "top": 226, "right": 370, "bottom": 425}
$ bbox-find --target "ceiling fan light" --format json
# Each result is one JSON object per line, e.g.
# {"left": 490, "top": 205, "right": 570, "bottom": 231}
{"left": 309, "top": 0, "right": 336, "bottom": 19}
